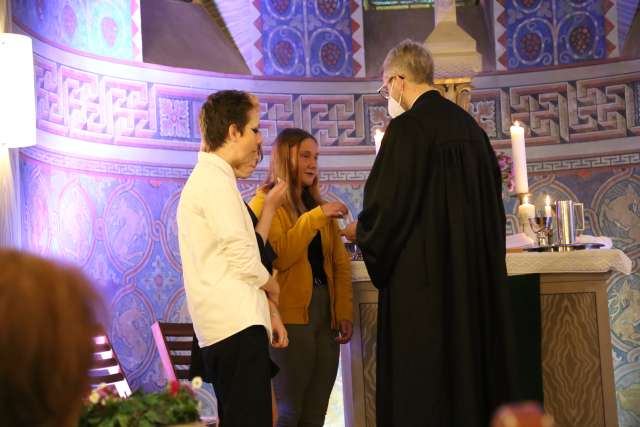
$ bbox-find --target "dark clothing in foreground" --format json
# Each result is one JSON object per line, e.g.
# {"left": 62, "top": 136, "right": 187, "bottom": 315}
{"left": 200, "top": 326, "right": 272, "bottom": 427}
{"left": 356, "top": 90, "right": 517, "bottom": 427}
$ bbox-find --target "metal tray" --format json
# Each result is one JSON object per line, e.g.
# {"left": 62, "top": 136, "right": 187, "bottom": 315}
{"left": 524, "top": 243, "right": 605, "bottom": 252}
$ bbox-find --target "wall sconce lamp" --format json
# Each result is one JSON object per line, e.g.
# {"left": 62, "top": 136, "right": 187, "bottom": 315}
{"left": 0, "top": 33, "right": 36, "bottom": 248}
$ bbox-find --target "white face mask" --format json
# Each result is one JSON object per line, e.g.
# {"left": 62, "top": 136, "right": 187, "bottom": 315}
{"left": 387, "top": 79, "right": 405, "bottom": 118}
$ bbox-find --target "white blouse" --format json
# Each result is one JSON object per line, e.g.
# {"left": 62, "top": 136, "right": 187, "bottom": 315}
{"left": 177, "top": 152, "right": 271, "bottom": 347}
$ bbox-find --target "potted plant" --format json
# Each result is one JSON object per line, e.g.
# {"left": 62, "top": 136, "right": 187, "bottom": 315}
{"left": 79, "top": 377, "right": 205, "bottom": 427}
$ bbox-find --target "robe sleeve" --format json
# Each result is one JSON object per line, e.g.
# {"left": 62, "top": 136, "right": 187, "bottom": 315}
{"left": 356, "top": 115, "right": 430, "bottom": 289}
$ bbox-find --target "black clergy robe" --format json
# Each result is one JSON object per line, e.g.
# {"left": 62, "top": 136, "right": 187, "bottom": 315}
{"left": 356, "top": 90, "right": 517, "bottom": 427}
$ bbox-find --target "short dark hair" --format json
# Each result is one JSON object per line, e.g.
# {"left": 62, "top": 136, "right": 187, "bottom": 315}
{"left": 199, "top": 90, "right": 258, "bottom": 152}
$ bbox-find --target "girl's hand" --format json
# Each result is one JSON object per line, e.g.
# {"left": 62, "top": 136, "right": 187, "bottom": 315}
{"left": 264, "top": 179, "right": 287, "bottom": 210}
{"left": 321, "top": 201, "right": 348, "bottom": 219}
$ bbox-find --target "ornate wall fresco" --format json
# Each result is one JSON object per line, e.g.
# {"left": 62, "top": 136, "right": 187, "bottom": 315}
{"left": 216, "top": 0, "right": 365, "bottom": 77}
{"left": 11, "top": 0, "right": 142, "bottom": 61}
{"left": 15, "top": 18, "right": 640, "bottom": 426}
{"left": 493, "top": 0, "right": 620, "bottom": 70}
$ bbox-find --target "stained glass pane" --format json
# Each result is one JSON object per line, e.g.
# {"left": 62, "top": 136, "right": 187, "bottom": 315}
{"left": 366, "top": 0, "right": 435, "bottom": 9}
{"left": 365, "top": 0, "right": 474, "bottom": 9}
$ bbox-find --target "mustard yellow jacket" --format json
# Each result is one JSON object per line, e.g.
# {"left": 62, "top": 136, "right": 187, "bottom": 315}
{"left": 249, "top": 190, "right": 353, "bottom": 328}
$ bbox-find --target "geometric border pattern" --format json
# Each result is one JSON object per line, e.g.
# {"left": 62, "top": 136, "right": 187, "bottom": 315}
{"left": 33, "top": 52, "right": 640, "bottom": 153}
{"left": 21, "top": 142, "right": 640, "bottom": 179}
{"left": 470, "top": 72, "right": 640, "bottom": 146}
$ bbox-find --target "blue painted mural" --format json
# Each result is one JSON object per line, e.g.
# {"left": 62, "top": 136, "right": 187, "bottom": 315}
{"left": 259, "top": 0, "right": 362, "bottom": 77}
{"left": 495, "top": 0, "right": 618, "bottom": 69}
{"left": 11, "top": 0, "right": 142, "bottom": 61}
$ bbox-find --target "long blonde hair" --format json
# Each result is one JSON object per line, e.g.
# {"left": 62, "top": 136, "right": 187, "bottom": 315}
{"left": 263, "top": 128, "right": 323, "bottom": 218}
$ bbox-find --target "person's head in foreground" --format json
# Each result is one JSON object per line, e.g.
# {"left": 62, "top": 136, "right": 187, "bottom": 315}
{"left": 199, "top": 90, "right": 263, "bottom": 178}
{"left": 491, "top": 402, "right": 555, "bottom": 427}
{"left": 0, "top": 249, "right": 105, "bottom": 427}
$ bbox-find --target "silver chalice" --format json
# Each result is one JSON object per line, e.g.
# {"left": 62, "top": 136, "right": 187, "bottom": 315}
{"left": 528, "top": 216, "right": 553, "bottom": 247}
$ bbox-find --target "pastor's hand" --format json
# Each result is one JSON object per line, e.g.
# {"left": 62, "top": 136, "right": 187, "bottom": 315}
{"left": 340, "top": 222, "right": 357, "bottom": 242}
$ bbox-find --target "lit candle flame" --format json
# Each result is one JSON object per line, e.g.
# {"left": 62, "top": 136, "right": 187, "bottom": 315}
{"left": 523, "top": 195, "right": 529, "bottom": 204}
{"left": 374, "top": 128, "right": 384, "bottom": 154}
{"left": 545, "top": 195, "right": 550, "bottom": 206}
{"left": 514, "top": 120, "right": 520, "bottom": 127}
{"left": 374, "top": 128, "right": 384, "bottom": 144}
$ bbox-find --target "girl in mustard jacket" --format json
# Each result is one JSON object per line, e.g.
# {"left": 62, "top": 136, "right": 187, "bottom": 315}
{"left": 249, "top": 128, "right": 353, "bottom": 427}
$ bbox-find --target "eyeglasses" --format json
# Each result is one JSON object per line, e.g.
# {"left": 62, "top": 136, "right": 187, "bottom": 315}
{"left": 377, "top": 75, "right": 404, "bottom": 100}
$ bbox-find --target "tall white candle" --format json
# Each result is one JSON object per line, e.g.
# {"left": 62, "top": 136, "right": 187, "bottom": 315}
{"left": 374, "top": 128, "right": 384, "bottom": 154}
{"left": 510, "top": 121, "right": 528, "bottom": 194}
{"left": 544, "top": 195, "right": 552, "bottom": 217}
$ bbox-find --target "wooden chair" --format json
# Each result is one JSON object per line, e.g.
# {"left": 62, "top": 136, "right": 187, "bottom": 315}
{"left": 151, "top": 321, "right": 195, "bottom": 382}
{"left": 152, "top": 322, "right": 218, "bottom": 426}
{"left": 89, "top": 333, "right": 131, "bottom": 398}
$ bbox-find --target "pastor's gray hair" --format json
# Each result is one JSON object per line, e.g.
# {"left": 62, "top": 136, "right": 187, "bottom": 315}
{"left": 382, "top": 39, "right": 434, "bottom": 85}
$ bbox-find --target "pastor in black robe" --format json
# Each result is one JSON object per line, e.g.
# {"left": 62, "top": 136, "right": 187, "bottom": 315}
{"left": 356, "top": 90, "right": 517, "bottom": 427}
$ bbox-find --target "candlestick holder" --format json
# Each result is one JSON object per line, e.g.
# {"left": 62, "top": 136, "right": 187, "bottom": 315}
{"left": 513, "top": 192, "right": 533, "bottom": 233}
{"left": 511, "top": 192, "right": 531, "bottom": 205}
{"left": 528, "top": 216, "right": 553, "bottom": 247}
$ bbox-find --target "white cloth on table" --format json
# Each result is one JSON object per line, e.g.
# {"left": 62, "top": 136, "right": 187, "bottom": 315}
{"left": 506, "top": 249, "right": 632, "bottom": 276}
{"left": 506, "top": 232, "right": 534, "bottom": 249}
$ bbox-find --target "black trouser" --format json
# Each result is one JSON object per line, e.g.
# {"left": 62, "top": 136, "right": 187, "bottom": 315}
{"left": 270, "top": 285, "right": 339, "bottom": 427}
{"left": 201, "top": 325, "right": 272, "bottom": 427}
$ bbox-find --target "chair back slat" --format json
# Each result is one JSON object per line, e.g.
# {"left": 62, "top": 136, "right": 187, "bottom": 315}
{"left": 158, "top": 322, "right": 195, "bottom": 337}
{"left": 170, "top": 355, "right": 192, "bottom": 365}
{"left": 166, "top": 340, "right": 193, "bottom": 351}
{"left": 175, "top": 368, "right": 191, "bottom": 380}
{"left": 91, "top": 356, "right": 120, "bottom": 369}
{"left": 90, "top": 371, "right": 127, "bottom": 385}
{"left": 94, "top": 342, "right": 111, "bottom": 352}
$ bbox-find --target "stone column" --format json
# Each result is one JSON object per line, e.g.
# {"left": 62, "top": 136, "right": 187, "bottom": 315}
{"left": 425, "top": 0, "right": 481, "bottom": 111}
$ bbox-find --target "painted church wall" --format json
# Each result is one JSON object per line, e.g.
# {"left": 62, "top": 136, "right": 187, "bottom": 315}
{"left": 9, "top": 0, "right": 640, "bottom": 422}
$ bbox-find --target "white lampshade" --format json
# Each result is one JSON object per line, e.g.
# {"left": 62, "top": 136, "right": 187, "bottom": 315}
{"left": 0, "top": 33, "right": 36, "bottom": 148}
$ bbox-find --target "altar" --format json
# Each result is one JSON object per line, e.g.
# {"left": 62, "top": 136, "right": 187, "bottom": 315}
{"left": 341, "top": 249, "right": 632, "bottom": 427}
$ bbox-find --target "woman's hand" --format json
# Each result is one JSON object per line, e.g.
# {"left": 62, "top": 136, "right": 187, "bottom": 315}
{"left": 335, "top": 320, "right": 353, "bottom": 344}
{"left": 269, "top": 301, "right": 289, "bottom": 348}
{"left": 321, "top": 201, "right": 348, "bottom": 219}
{"left": 264, "top": 180, "right": 288, "bottom": 211}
